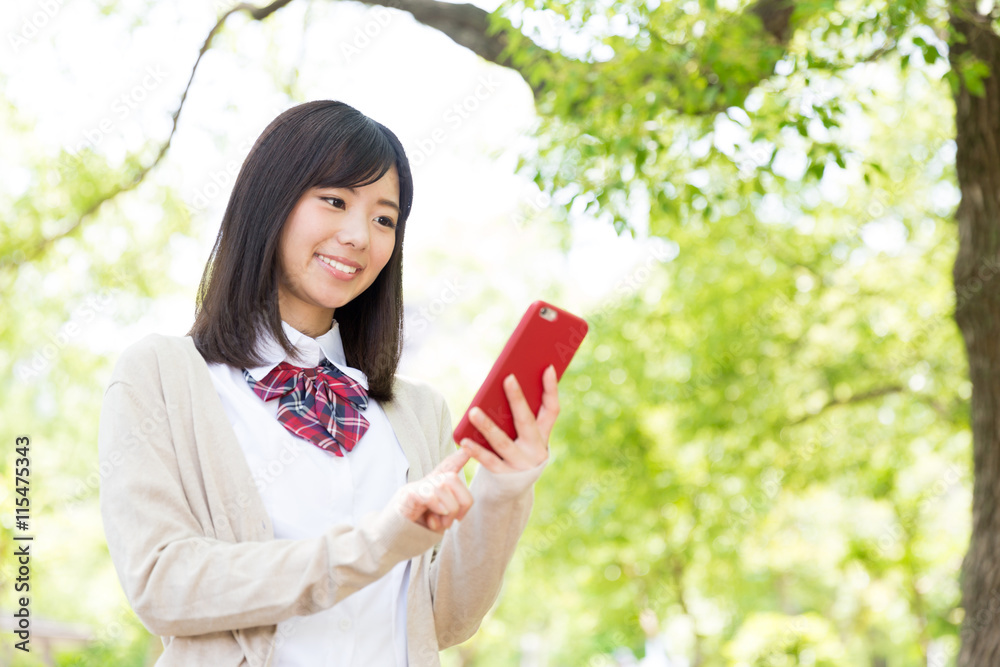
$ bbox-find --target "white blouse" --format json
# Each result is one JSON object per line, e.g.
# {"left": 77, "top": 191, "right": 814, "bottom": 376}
{"left": 206, "top": 319, "right": 412, "bottom": 666}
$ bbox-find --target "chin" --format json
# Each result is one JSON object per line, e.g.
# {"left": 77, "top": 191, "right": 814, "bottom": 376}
{"left": 314, "top": 295, "right": 354, "bottom": 310}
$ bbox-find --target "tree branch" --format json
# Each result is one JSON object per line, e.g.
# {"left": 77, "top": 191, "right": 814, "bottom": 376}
{"left": 356, "top": 0, "right": 553, "bottom": 97}
{"left": 375, "top": 0, "right": 797, "bottom": 111}
{"left": 749, "top": 0, "right": 796, "bottom": 43}
{"left": 8, "top": 0, "right": 295, "bottom": 275}
{"left": 14, "top": 0, "right": 801, "bottom": 275}
{"left": 361, "top": 0, "right": 509, "bottom": 64}
{"left": 789, "top": 384, "right": 905, "bottom": 426}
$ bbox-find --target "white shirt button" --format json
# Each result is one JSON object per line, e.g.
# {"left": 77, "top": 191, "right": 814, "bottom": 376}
{"left": 339, "top": 617, "right": 352, "bottom": 632}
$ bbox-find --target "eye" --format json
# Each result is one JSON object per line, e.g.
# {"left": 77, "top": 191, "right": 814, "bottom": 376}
{"left": 376, "top": 216, "right": 397, "bottom": 229}
{"left": 321, "top": 196, "right": 345, "bottom": 209}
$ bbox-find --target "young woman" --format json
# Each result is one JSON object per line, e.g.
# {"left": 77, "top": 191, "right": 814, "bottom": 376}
{"left": 98, "top": 100, "right": 560, "bottom": 666}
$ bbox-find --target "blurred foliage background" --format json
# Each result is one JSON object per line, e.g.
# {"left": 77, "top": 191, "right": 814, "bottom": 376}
{"left": 0, "top": 0, "right": 985, "bottom": 665}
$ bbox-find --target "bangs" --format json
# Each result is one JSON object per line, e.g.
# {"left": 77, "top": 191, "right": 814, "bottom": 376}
{"left": 310, "top": 116, "right": 398, "bottom": 191}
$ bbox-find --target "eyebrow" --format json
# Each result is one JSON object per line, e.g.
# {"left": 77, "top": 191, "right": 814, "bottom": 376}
{"left": 343, "top": 186, "right": 400, "bottom": 214}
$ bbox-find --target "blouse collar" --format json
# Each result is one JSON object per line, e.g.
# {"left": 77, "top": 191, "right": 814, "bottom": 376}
{"left": 245, "top": 318, "right": 369, "bottom": 391}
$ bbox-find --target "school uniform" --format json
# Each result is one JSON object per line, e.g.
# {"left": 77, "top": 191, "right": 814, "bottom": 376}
{"left": 98, "top": 323, "right": 545, "bottom": 666}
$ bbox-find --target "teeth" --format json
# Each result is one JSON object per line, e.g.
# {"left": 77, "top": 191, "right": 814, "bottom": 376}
{"left": 318, "top": 255, "right": 358, "bottom": 274}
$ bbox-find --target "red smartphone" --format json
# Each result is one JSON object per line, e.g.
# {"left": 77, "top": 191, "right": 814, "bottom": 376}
{"left": 453, "top": 300, "right": 589, "bottom": 456}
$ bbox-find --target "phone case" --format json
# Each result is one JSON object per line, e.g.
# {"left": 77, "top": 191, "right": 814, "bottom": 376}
{"left": 453, "top": 300, "right": 589, "bottom": 456}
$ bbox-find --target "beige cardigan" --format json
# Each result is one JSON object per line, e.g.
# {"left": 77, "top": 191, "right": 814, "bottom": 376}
{"left": 98, "top": 334, "right": 544, "bottom": 666}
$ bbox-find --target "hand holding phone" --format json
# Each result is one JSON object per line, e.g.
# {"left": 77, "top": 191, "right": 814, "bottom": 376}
{"left": 454, "top": 301, "right": 588, "bottom": 470}
{"left": 459, "top": 366, "right": 559, "bottom": 472}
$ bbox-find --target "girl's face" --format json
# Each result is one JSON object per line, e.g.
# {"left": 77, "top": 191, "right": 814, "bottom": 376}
{"left": 276, "top": 165, "right": 400, "bottom": 336}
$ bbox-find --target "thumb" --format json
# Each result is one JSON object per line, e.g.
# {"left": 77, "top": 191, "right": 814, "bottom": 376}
{"left": 432, "top": 447, "right": 472, "bottom": 475}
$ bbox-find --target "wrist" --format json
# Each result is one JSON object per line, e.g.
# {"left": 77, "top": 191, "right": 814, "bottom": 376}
{"left": 372, "top": 502, "right": 442, "bottom": 558}
{"left": 472, "top": 457, "right": 547, "bottom": 500}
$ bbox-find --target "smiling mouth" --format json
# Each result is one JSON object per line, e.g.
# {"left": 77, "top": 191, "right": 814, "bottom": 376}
{"left": 316, "top": 255, "right": 360, "bottom": 274}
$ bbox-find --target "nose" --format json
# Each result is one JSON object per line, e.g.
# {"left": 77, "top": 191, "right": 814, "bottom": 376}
{"left": 335, "top": 207, "right": 370, "bottom": 251}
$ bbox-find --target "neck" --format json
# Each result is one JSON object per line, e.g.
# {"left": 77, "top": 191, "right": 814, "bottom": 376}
{"left": 278, "top": 295, "right": 334, "bottom": 338}
{"left": 283, "top": 312, "right": 334, "bottom": 338}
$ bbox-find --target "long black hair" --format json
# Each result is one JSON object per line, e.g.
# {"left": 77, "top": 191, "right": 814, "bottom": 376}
{"left": 188, "top": 100, "right": 414, "bottom": 401}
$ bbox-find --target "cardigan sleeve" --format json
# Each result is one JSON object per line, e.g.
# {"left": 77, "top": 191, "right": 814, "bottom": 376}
{"left": 424, "top": 387, "right": 547, "bottom": 648}
{"left": 98, "top": 342, "right": 442, "bottom": 638}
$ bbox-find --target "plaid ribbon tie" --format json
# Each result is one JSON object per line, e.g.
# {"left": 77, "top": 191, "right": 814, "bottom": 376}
{"left": 243, "top": 359, "right": 370, "bottom": 456}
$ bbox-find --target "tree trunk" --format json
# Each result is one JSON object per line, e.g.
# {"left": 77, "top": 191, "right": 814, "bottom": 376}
{"left": 950, "top": 4, "right": 1000, "bottom": 666}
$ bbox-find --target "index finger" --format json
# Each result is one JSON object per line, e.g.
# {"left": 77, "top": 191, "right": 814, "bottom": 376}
{"left": 432, "top": 447, "right": 472, "bottom": 475}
